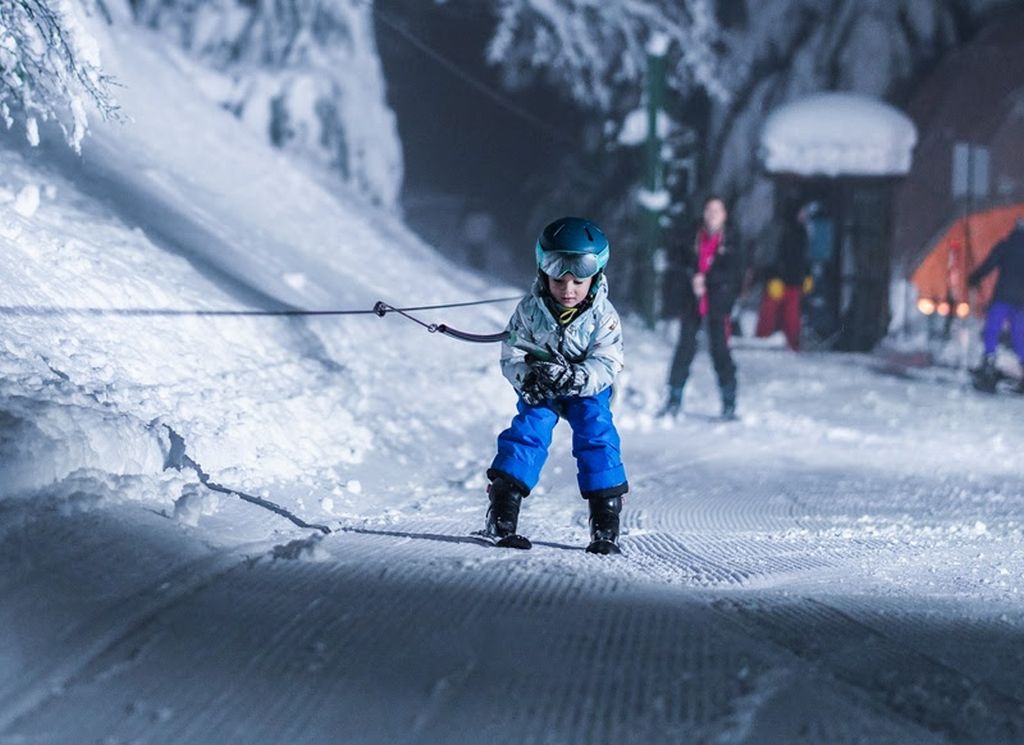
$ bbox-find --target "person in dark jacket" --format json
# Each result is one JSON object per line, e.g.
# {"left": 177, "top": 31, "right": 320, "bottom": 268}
{"left": 968, "top": 218, "right": 1024, "bottom": 393}
{"left": 756, "top": 204, "right": 813, "bottom": 350}
{"left": 659, "top": 196, "right": 742, "bottom": 419}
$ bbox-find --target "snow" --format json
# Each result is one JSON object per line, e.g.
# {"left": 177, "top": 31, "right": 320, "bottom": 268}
{"left": 486, "top": 0, "right": 728, "bottom": 109}
{"left": 0, "top": 0, "right": 115, "bottom": 152}
{"left": 618, "top": 106, "right": 672, "bottom": 146}
{"left": 172, "top": 482, "right": 220, "bottom": 527}
{"left": 760, "top": 92, "right": 919, "bottom": 177}
{"left": 11, "top": 183, "right": 39, "bottom": 217}
{"left": 0, "top": 17, "right": 509, "bottom": 502}
{"left": 647, "top": 31, "right": 671, "bottom": 57}
{"left": 701, "top": 0, "right": 994, "bottom": 244}
{"left": 637, "top": 186, "right": 671, "bottom": 211}
{"left": 135, "top": 0, "right": 404, "bottom": 209}
{"left": 24, "top": 117, "right": 38, "bottom": 147}
{"left": 5, "top": 321, "right": 1024, "bottom": 740}
{"left": 270, "top": 533, "right": 330, "bottom": 562}
{"left": 1, "top": 11, "right": 1024, "bottom": 745}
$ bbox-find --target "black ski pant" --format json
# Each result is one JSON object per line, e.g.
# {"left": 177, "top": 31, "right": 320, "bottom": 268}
{"left": 668, "top": 310, "right": 737, "bottom": 392}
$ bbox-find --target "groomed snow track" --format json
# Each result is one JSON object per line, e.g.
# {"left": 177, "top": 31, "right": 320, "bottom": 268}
{"left": 3, "top": 457, "right": 1023, "bottom": 744}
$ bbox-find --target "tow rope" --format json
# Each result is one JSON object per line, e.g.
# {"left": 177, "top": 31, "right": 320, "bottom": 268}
{"left": 0, "top": 295, "right": 522, "bottom": 344}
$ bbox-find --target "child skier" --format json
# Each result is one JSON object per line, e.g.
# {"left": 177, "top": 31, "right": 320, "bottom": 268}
{"left": 481, "top": 217, "right": 629, "bottom": 555}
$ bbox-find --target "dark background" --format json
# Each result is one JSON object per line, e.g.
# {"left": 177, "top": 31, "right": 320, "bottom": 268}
{"left": 375, "top": 1, "right": 601, "bottom": 284}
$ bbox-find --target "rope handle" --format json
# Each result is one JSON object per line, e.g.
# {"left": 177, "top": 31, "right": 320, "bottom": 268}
{"left": 373, "top": 301, "right": 512, "bottom": 344}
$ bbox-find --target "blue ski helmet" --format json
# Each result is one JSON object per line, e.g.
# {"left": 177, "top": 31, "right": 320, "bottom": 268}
{"left": 535, "top": 217, "right": 610, "bottom": 279}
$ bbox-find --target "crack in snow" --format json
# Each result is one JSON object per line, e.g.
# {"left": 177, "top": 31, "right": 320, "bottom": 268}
{"left": 162, "top": 425, "right": 332, "bottom": 535}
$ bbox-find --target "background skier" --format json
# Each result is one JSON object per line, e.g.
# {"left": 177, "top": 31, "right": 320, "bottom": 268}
{"left": 756, "top": 202, "right": 813, "bottom": 350}
{"left": 969, "top": 218, "right": 1024, "bottom": 394}
{"left": 483, "top": 217, "right": 629, "bottom": 554}
{"left": 660, "top": 196, "right": 743, "bottom": 419}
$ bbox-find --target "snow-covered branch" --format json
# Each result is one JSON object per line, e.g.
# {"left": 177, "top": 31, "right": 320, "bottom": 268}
{"left": 486, "top": 0, "right": 729, "bottom": 111}
{"left": 707, "top": 0, "right": 1000, "bottom": 242}
{"left": 0, "top": 0, "right": 117, "bottom": 151}
{"left": 132, "top": 0, "right": 403, "bottom": 209}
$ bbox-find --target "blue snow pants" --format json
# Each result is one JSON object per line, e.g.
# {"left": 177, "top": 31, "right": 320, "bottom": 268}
{"left": 982, "top": 301, "right": 1024, "bottom": 360}
{"left": 488, "top": 387, "right": 628, "bottom": 499}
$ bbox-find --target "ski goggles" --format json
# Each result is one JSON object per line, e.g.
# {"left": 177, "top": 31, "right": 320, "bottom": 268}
{"left": 535, "top": 245, "right": 608, "bottom": 279}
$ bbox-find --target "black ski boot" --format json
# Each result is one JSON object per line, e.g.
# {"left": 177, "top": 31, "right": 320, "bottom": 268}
{"left": 657, "top": 386, "right": 684, "bottom": 418}
{"left": 971, "top": 356, "right": 999, "bottom": 394}
{"left": 483, "top": 476, "right": 532, "bottom": 549}
{"left": 721, "top": 381, "right": 738, "bottom": 420}
{"left": 586, "top": 496, "right": 622, "bottom": 555}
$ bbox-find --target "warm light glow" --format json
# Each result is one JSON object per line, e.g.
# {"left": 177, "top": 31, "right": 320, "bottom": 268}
{"left": 956, "top": 302, "right": 971, "bottom": 319}
{"left": 917, "top": 298, "right": 936, "bottom": 315}
{"left": 937, "top": 301, "right": 951, "bottom": 316}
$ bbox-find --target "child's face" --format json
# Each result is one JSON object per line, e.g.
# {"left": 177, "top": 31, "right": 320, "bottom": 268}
{"left": 548, "top": 273, "right": 593, "bottom": 308}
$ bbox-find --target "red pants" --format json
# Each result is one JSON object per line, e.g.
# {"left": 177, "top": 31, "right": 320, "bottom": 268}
{"left": 757, "top": 286, "right": 802, "bottom": 350}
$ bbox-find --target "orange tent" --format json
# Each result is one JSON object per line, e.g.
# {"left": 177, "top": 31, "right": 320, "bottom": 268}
{"left": 911, "top": 204, "right": 1024, "bottom": 317}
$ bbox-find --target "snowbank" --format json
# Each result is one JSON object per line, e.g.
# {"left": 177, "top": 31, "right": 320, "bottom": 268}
{"left": 760, "top": 92, "right": 918, "bottom": 177}
{"left": 0, "top": 19, "right": 515, "bottom": 511}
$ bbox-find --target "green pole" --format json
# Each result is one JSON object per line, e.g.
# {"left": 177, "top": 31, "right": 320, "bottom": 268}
{"left": 640, "top": 36, "right": 667, "bottom": 328}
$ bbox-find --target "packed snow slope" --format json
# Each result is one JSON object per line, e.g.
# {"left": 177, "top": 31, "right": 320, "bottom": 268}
{"left": 0, "top": 16, "right": 514, "bottom": 503}
{"left": 3, "top": 18, "right": 1024, "bottom": 745}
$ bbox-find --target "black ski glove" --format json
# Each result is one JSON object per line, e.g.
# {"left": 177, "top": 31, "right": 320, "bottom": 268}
{"left": 529, "top": 353, "right": 589, "bottom": 398}
{"left": 550, "top": 363, "right": 589, "bottom": 397}
{"left": 520, "top": 369, "right": 555, "bottom": 405}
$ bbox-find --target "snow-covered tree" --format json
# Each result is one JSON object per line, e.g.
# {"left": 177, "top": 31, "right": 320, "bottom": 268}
{"left": 486, "top": 0, "right": 729, "bottom": 109}
{"left": 707, "top": 0, "right": 1011, "bottom": 243}
{"left": 484, "top": 0, "right": 1014, "bottom": 247}
{"left": 130, "top": 0, "right": 403, "bottom": 209}
{"left": 0, "top": 0, "right": 117, "bottom": 151}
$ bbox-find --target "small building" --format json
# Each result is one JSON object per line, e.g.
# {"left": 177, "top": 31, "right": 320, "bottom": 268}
{"left": 760, "top": 92, "right": 918, "bottom": 351}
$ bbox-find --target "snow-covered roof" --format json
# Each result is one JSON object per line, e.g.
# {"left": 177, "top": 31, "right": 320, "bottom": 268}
{"left": 760, "top": 92, "right": 918, "bottom": 177}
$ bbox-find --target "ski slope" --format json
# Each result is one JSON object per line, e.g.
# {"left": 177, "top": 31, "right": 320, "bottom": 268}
{"left": 3, "top": 349, "right": 1023, "bottom": 743}
{"left": 2, "top": 18, "right": 1024, "bottom": 745}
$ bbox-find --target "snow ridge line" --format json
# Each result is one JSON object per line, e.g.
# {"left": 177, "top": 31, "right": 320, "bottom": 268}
{"left": 163, "top": 425, "right": 332, "bottom": 535}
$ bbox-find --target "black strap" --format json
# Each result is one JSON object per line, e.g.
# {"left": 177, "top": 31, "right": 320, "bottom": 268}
{"left": 434, "top": 325, "right": 509, "bottom": 343}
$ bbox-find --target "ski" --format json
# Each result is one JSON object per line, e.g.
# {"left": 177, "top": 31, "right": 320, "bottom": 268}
{"left": 585, "top": 539, "right": 621, "bottom": 555}
{"left": 497, "top": 534, "right": 533, "bottom": 550}
{"left": 685, "top": 411, "right": 740, "bottom": 423}
{"left": 971, "top": 367, "right": 1024, "bottom": 395}
{"left": 470, "top": 530, "right": 533, "bottom": 550}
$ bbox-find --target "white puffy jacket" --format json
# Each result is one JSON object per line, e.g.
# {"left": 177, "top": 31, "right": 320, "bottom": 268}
{"left": 500, "top": 275, "right": 625, "bottom": 398}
